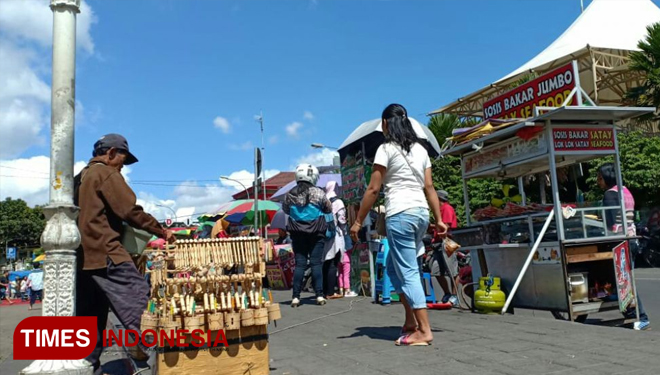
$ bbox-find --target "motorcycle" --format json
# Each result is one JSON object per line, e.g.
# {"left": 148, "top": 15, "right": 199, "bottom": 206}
{"left": 637, "top": 222, "right": 660, "bottom": 268}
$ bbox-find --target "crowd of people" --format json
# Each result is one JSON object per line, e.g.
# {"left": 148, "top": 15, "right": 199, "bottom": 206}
{"left": 282, "top": 165, "right": 358, "bottom": 307}
{"left": 0, "top": 266, "right": 44, "bottom": 310}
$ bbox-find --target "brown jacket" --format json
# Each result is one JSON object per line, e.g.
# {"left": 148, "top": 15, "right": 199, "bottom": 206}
{"left": 75, "top": 157, "right": 164, "bottom": 270}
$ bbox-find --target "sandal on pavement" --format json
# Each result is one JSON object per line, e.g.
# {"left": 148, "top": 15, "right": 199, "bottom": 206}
{"left": 399, "top": 326, "right": 418, "bottom": 336}
{"left": 395, "top": 334, "right": 431, "bottom": 346}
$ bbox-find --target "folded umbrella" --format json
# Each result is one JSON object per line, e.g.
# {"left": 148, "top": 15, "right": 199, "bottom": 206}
{"left": 270, "top": 209, "right": 288, "bottom": 230}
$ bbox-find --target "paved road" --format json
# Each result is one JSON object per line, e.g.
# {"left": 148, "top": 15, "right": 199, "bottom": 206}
{"left": 1, "top": 268, "right": 658, "bottom": 375}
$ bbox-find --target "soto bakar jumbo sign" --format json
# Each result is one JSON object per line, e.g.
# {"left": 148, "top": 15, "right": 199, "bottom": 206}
{"left": 483, "top": 62, "right": 578, "bottom": 120}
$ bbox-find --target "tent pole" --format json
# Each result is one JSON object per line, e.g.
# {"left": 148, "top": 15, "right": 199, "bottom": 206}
{"left": 589, "top": 46, "right": 599, "bottom": 104}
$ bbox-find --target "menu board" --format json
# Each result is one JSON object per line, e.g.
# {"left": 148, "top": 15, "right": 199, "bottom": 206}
{"left": 341, "top": 150, "right": 370, "bottom": 205}
{"left": 350, "top": 243, "right": 372, "bottom": 296}
{"left": 612, "top": 241, "right": 635, "bottom": 313}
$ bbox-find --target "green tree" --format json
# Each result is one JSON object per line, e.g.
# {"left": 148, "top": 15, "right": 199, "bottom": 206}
{"left": 0, "top": 198, "right": 46, "bottom": 248}
{"left": 431, "top": 156, "right": 501, "bottom": 226}
{"left": 428, "top": 114, "right": 502, "bottom": 226}
{"left": 625, "top": 22, "right": 660, "bottom": 124}
{"left": 584, "top": 131, "right": 660, "bottom": 208}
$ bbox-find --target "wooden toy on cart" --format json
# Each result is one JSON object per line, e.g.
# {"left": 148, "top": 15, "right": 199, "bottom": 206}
{"left": 140, "top": 237, "right": 281, "bottom": 375}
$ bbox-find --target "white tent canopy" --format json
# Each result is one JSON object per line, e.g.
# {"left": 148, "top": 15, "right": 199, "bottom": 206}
{"left": 431, "top": 0, "right": 660, "bottom": 123}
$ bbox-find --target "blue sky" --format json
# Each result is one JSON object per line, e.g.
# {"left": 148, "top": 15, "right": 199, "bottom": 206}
{"left": 1, "top": 0, "right": 657, "bottom": 220}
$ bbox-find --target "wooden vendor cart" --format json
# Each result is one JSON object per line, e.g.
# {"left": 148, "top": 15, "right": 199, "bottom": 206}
{"left": 444, "top": 105, "right": 653, "bottom": 323}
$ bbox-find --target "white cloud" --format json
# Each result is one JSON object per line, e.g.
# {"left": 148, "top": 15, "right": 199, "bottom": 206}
{"left": 293, "top": 149, "right": 338, "bottom": 169}
{"left": 303, "top": 111, "right": 315, "bottom": 121}
{"left": 220, "top": 169, "right": 280, "bottom": 190}
{"left": 229, "top": 141, "right": 254, "bottom": 151}
{"left": 0, "top": 1, "right": 97, "bottom": 158}
{"left": 0, "top": 42, "right": 50, "bottom": 158}
{"left": 286, "top": 122, "right": 303, "bottom": 139}
{"left": 0, "top": 0, "right": 97, "bottom": 54}
{"left": 268, "top": 135, "right": 279, "bottom": 145}
{"left": 0, "top": 156, "right": 112, "bottom": 206}
{"left": 213, "top": 116, "right": 231, "bottom": 133}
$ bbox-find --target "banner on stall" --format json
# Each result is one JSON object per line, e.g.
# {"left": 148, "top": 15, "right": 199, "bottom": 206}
{"left": 341, "top": 149, "right": 371, "bottom": 205}
{"left": 483, "top": 62, "right": 578, "bottom": 120}
{"left": 612, "top": 241, "right": 635, "bottom": 313}
{"left": 350, "top": 243, "right": 372, "bottom": 296}
{"left": 464, "top": 132, "right": 548, "bottom": 175}
{"left": 552, "top": 127, "right": 615, "bottom": 152}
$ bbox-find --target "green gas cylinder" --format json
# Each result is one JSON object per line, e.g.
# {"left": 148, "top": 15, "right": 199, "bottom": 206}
{"left": 474, "top": 276, "right": 506, "bottom": 314}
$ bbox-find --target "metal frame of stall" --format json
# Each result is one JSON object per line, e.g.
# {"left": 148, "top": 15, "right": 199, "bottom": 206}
{"left": 444, "top": 105, "right": 653, "bottom": 322}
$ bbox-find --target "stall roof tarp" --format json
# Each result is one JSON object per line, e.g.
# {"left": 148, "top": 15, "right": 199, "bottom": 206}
{"left": 431, "top": 0, "right": 660, "bottom": 118}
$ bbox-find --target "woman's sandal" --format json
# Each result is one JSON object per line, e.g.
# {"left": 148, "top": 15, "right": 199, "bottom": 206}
{"left": 399, "top": 326, "right": 418, "bottom": 336}
{"left": 395, "top": 334, "right": 432, "bottom": 346}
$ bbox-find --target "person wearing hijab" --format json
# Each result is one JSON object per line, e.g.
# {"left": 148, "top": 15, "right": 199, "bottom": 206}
{"left": 326, "top": 181, "right": 358, "bottom": 297}
{"left": 322, "top": 181, "right": 347, "bottom": 299}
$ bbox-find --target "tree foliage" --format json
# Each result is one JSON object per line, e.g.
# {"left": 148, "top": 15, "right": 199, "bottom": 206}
{"left": 584, "top": 131, "right": 660, "bottom": 208}
{"left": 0, "top": 198, "right": 46, "bottom": 248}
{"left": 625, "top": 22, "right": 660, "bottom": 124}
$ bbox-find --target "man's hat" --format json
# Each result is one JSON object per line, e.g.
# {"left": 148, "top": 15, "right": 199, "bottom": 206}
{"left": 94, "top": 134, "right": 138, "bottom": 165}
{"left": 436, "top": 190, "right": 449, "bottom": 202}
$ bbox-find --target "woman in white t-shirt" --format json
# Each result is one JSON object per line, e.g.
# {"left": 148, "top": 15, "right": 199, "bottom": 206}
{"left": 350, "top": 103, "right": 447, "bottom": 346}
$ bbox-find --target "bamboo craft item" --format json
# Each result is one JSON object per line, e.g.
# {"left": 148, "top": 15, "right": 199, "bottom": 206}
{"left": 141, "top": 237, "right": 279, "bottom": 333}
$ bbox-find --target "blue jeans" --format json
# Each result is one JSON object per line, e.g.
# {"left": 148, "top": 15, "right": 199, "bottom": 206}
{"left": 625, "top": 255, "right": 649, "bottom": 322}
{"left": 385, "top": 207, "right": 429, "bottom": 309}
{"left": 291, "top": 233, "right": 325, "bottom": 299}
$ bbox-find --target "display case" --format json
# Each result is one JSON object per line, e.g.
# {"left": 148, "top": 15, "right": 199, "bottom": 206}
{"left": 443, "top": 106, "right": 653, "bottom": 321}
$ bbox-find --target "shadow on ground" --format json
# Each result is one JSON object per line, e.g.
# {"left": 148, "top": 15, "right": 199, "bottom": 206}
{"left": 337, "top": 326, "right": 445, "bottom": 342}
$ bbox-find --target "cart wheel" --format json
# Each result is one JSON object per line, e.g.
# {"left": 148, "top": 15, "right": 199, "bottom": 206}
{"left": 551, "top": 311, "right": 588, "bottom": 323}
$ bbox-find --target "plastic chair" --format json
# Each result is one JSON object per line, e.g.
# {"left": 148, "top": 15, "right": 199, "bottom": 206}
{"left": 421, "top": 272, "right": 436, "bottom": 303}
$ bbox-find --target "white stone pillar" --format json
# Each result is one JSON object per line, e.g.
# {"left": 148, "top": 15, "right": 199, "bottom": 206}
{"left": 21, "top": 1, "right": 92, "bottom": 374}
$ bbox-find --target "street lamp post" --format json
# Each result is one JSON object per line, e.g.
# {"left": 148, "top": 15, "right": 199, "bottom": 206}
{"left": 220, "top": 176, "right": 250, "bottom": 200}
{"left": 22, "top": 0, "right": 93, "bottom": 374}
{"left": 156, "top": 204, "right": 177, "bottom": 224}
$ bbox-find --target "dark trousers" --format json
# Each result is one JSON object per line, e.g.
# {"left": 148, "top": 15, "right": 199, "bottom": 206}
{"left": 323, "top": 252, "right": 340, "bottom": 296}
{"left": 29, "top": 289, "right": 42, "bottom": 306}
{"left": 291, "top": 233, "right": 324, "bottom": 299}
{"left": 77, "top": 260, "right": 149, "bottom": 375}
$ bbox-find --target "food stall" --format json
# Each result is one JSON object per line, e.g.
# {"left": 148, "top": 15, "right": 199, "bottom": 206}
{"left": 444, "top": 105, "right": 653, "bottom": 322}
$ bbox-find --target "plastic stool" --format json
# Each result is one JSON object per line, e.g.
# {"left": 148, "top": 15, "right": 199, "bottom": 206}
{"left": 421, "top": 272, "right": 436, "bottom": 303}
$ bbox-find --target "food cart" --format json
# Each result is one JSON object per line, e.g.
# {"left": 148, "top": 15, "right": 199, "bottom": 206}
{"left": 444, "top": 105, "right": 653, "bottom": 322}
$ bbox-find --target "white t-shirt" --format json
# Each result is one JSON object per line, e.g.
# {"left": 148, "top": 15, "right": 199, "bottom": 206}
{"left": 374, "top": 142, "right": 430, "bottom": 217}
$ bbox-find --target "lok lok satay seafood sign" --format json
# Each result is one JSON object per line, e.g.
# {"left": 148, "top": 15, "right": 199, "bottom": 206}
{"left": 483, "top": 62, "right": 578, "bottom": 120}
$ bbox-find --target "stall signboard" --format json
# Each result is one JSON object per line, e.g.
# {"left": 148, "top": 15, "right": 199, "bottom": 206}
{"left": 265, "top": 264, "right": 288, "bottom": 290}
{"left": 278, "top": 250, "right": 296, "bottom": 290}
{"left": 464, "top": 132, "right": 548, "bottom": 175}
{"left": 552, "top": 127, "right": 615, "bottom": 152}
{"left": 341, "top": 150, "right": 370, "bottom": 205}
{"left": 612, "top": 241, "right": 635, "bottom": 313}
{"left": 350, "top": 243, "right": 372, "bottom": 296}
{"left": 483, "top": 62, "right": 578, "bottom": 120}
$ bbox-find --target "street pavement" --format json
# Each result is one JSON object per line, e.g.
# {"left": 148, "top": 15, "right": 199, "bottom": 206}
{"left": 1, "top": 267, "right": 658, "bottom": 375}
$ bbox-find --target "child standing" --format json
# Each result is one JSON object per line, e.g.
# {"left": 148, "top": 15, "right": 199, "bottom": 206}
{"left": 338, "top": 247, "right": 357, "bottom": 297}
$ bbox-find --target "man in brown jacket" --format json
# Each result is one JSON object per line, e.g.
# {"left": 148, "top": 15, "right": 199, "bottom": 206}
{"left": 74, "top": 134, "right": 174, "bottom": 374}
